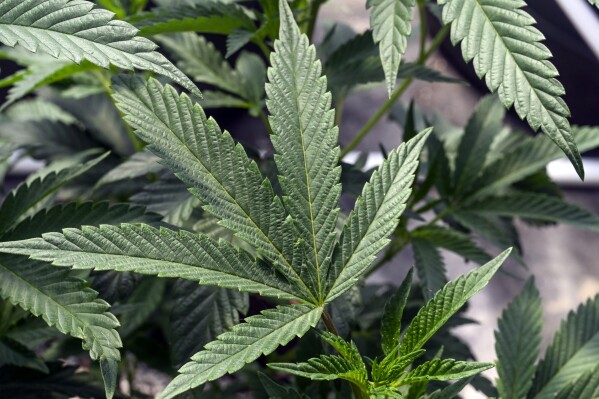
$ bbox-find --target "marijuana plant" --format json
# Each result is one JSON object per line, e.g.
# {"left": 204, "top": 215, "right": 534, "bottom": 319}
{"left": 0, "top": 0, "right": 598, "bottom": 398}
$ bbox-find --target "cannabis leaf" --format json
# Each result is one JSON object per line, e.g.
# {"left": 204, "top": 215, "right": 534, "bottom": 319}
{"left": 529, "top": 294, "right": 599, "bottom": 399}
{"left": 0, "top": 255, "right": 121, "bottom": 398}
{"left": 495, "top": 278, "right": 543, "bottom": 399}
{"left": 160, "top": 305, "right": 323, "bottom": 399}
{"left": 326, "top": 128, "right": 431, "bottom": 301}
{"left": 111, "top": 75, "right": 313, "bottom": 301}
{"left": 438, "top": 0, "right": 583, "bottom": 178}
{"left": 396, "top": 359, "right": 494, "bottom": 385}
{"left": 0, "top": 0, "right": 199, "bottom": 97}
{"left": 367, "top": 0, "right": 415, "bottom": 96}
{"left": 129, "top": 2, "right": 255, "bottom": 36}
{"left": 381, "top": 268, "right": 413, "bottom": 354}
{"left": 0, "top": 224, "right": 302, "bottom": 301}
{"left": 412, "top": 238, "right": 447, "bottom": 300}
{"left": 267, "top": 0, "right": 341, "bottom": 299}
{"left": 400, "top": 248, "right": 511, "bottom": 354}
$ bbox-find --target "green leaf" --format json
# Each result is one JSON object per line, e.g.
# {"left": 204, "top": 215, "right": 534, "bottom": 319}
{"left": 111, "top": 75, "right": 313, "bottom": 301}
{"left": 588, "top": 0, "right": 598, "bottom": 8}
{"left": 473, "top": 127, "right": 599, "bottom": 199}
{"left": 367, "top": 0, "right": 415, "bottom": 96}
{"left": 318, "top": 331, "right": 367, "bottom": 370}
{"left": 465, "top": 193, "right": 599, "bottom": 232}
{"left": 198, "top": 90, "right": 250, "bottom": 109}
{"left": 268, "top": 354, "right": 369, "bottom": 391}
{"left": 453, "top": 96, "right": 505, "bottom": 195}
{"left": 131, "top": 174, "right": 201, "bottom": 226}
{"left": 267, "top": 0, "right": 341, "bottom": 299}
{"left": 159, "top": 304, "right": 323, "bottom": 399}
{"left": 411, "top": 225, "right": 492, "bottom": 265}
{"left": 4, "top": 98, "right": 78, "bottom": 125}
{"left": 0, "top": 337, "right": 48, "bottom": 373}
{"left": 129, "top": 2, "right": 255, "bottom": 36}
{"left": 0, "top": 153, "right": 108, "bottom": 234}
{"left": 0, "top": 255, "right": 121, "bottom": 398}
{"left": 412, "top": 238, "right": 447, "bottom": 300}
{"left": 156, "top": 33, "right": 242, "bottom": 95}
{"left": 2, "top": 201, "right": 162, "bottom": 241}
{"left": 396, "top": 359, "right": 494, "bottom": 385}
{"left": 529, "top": 294, "right": 599, "bottom": 399}
{"left": 0, "top": 0, "right": 199, "bottom": 97}
{"left": 96, "top": 150, "right": 162, "bottom": 187}
{"left": 495, "top": 278, "right": 543, "bottom": 399}
{"left": 170, "top": 280, "right": 249, "bottom": 367}
{"left": 438, "top": 0, "right": 583, "bottom": 178}
{"left": 5, "top": 59, "right": 98, "bottom": 108}
{"left": 428, "top": 377, "right": 473, "bottom": 399}
{"left": 326, "top": 129, "right": 431, "bottom": 302}
{"left": 400, "top": 248, "right": 511, "bottom": 354}
{"left": 554, "top": 364, "right": 599, "bottom": 399}
{"left": 381, "top": 268, "right": 414, "bottom": 354}
{"left": 0, "top": 224, "right": 303, "bottom": 301}
{"left": 116, "top": 277, "right": 166, "bottom": 338}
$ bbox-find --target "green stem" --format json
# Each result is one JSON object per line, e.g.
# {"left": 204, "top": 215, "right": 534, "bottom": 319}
{"left": 254, "top": 38, "right": 271, "bottom": 59}
{"left": 321, "top": 311, "right": 367, "bottom": 399}
{"left": 341, "top": 77, "right": 413, "bottom": 157}
{"left": 340, "top": 22, "right": 449, "bottom": 158}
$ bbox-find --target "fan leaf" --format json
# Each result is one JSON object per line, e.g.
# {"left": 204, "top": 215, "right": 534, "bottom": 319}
{"left": 438, "top": 0, "right": 583, "bottom": 177}
{"left": 400, "top": 248, "right": 511, "bottom": 354}
{"left": 0, "top": 0, "right": 199, "bottom": 96}
{"left": 159, "top": 304, "right": 323, "bottom": 399}
{"left": 495, "top": 278, "right": 543, "bottom": 399}
{"left": 0, "top": 224, "right": 303, "bottom": 301}
{"left": 367, "top": 0, "right": 415, "bottom": 96}
{"left": 267, "top": 0, "right": 341, "bottom": 299}
{"left": 326, "top": 128, "right": 431, "bottom": 301}
{"left": 111, "top": 75, "right": 314, "bottom": 301}
{"left": 397, "top": 358, "right": 494, "bottom": 385}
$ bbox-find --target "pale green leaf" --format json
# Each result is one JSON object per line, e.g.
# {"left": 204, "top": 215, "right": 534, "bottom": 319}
{"left": 111, "top": 75, "right": 313, "bottom": 301}
{"left": 465, "top": 193, "right": 599, "bottom": 232}
{"left": 96, "top": 150, "right": 162, "bottom": 187}
{"left": 0, "top": 255, "right": 121, "bottom": 398}
{"left": 0, "top": 0, "right": 199, "bottom": 96}
{"left": 438, "top": 0, "right": 583, "bottom": 177}
{"left": 495, "top": 278, "right": 543, "bottom": 399}
{"left": 400, "top": 248, "right": 511, "bottom": 354}
{"left": 588, "top": 0, "right": 598, "bottom": 7}
{"left": 381, "top": 268, "right": 414, "bottom": 354}
{"left": 529, "top": 294, "right": 599, "bottom": 399}
{"left": 267, "top": 0, "right": 341, "bottom": 298}
{"left": 473, "top": 127, "right": 599, "bottom": 199}
{"left": 367, "top": 0, "right": 416, "bottom": 96}
{"left": 5, "top": 98, "right": 78, "bottom": 125}
{"left": 156, "top": 33, "right": 242, "bottom": 94}
{"left": 397, "top": 358, "right": 494, "bottom": 385}
{"left": 158, "top": 304, "right": 323, "bottom": 399}
{"left": 0, "top": 224, "right": 303, "bottom": 301}
{"left": 326, "top": 129, "right": 431, "bottom": 302}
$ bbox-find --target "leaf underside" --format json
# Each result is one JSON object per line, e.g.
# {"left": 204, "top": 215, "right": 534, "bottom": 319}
{"left": 438, "top": 0, "right": 583, "bottom": 177}
{"left": 0, "top": 0, "right": 199, "bottom": 96}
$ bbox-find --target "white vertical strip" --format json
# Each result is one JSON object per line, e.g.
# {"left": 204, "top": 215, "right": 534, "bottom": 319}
{"left": 554, "top": 0, "right": 599, "bottom": 60}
